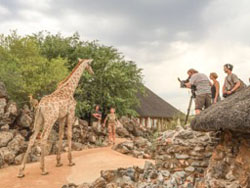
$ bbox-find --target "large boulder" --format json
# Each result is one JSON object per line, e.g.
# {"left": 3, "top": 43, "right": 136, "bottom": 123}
{"left": 17, "top": 105, "right": 33, "bottom": 129}
{"left": 7, "top": 134, "right": 26, "bottom": 155}
{"left": 0, "top": 131, "right": 14, "bottom": 147}
{"left": 116, "top": 127, "right": 130, "bottom": 137}
{"left": 191, "top": 86, "right": 250, "bottom": 133}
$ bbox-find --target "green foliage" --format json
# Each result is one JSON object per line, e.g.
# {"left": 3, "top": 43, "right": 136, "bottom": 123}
{"left": 0, "top": 31, "right": 144, "bottom": 117}
{"left": 32, "top": 32, "right": 144, "bottom": 117}
{"left": 0, "top": 31, "right": 69, "bottom": 104}
{"left": 163, "top": 112, "right": 187, "bottom": 131}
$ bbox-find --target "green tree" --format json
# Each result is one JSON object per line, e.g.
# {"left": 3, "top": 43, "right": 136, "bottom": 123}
{"left": 0, "top": 31, "right": 69, "bottom": 104}
{"left": 32, "top": 32, "right": 145, "bottom": 117}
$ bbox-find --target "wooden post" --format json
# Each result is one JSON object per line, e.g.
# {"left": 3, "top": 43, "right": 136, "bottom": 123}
{"left": 157, "top": 118, "right": 159, "bottom": 131}
{"left": 161, "top": 118, "right": 164, "bottom": 131}
{"left": 148, "top": 117, "right": 151, "bottom": 129}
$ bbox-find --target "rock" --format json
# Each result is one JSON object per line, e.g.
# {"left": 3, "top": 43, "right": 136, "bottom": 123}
{"left": 191, "top": 161, "right": 209, "bottom": 168}
{"left": 101, "top": 170, "right": 116, "bottom": 182}
{"left": 191, "top": 86, "right": 250, "bottom": 133}
{"left": 175, "top": 154, "right": 189, "bottom": 160}
{"left": 185, "top": 166, "right": 195, "bottom": 172}
{"left": 91, "top": 177, "right": 106, "bottom": 188}
{"left": 88, "top": 134, "right": 97, "bottom": 144}
{"left": 123, "top": 141, "right": 135, "bottom": 150}
{"left": 134, "top": 137, "right": 150, "bottom": 148}
{"left": 18, "top": 113, "right": 32, "bottom": 128}
{"left": 7, "top": 134, "right": 25, "bottom": 155}
{"left": 78, "top": 119, "right": 88, "bottom": 127}
{"left": 113, "top": 141, "right": 134, "bottom": 155}
{"left": 106, "top": 183, "right": 117, "bottom": 188}
{"left": 4, "top": 102, "right": 18, "bottom": 125}
{"left": 19, "top": 129, "right": 29, "bottom": 139}
{"left": 161, "top": 170, "right": 170, "bottom": 177}
{"left": 117, "top": 175, "right": 133, "bottom": 186}
{"left": 116, "top": 127, "right": 130, "bottom": 137}
{"left": 172, "top": 171, "right": 186, "bottom": 184}
{"left": 72, "top": 142, "right": 83, "bottom": 151}
{"left": 0, "top": 131, "right": 14, "bottom": 147}
{"left": 78, "top": 183, "right": 90, "bottom": 188}
{"left": 14, "top": 153, "right": 24, "bottom": 165}
{"left": 144, "top": 161, "right": 154, "bottom": 171}
{"left": 0, "top": 147, "right": 15, "bottom": 164}
{"left": 119, "top": 117, "right": 154, "bottom": 139}
{"left": 62, "top": 183, "right": 78, "bottom": 188}
{"left": 0, "top": 124, "right": 9, "bottom": 131}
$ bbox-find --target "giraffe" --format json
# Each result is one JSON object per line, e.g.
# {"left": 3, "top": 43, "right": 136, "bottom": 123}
{"left": 18, "top": 58, "right": 94, "bottom": 178}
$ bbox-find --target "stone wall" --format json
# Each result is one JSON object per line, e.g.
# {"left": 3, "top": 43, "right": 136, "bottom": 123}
{"left": 155, "top": 126, "right": 221, "bottom": 187}
{"left": 203, "top": 131, "right": 250, "bottom": 187}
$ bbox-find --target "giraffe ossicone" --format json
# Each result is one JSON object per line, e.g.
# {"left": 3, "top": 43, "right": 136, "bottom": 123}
{"left": 18, "top": 58, "right": 94, "bottom": 178}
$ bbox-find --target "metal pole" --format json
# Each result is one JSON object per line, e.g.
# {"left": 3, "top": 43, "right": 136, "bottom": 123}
{"left": 185, "top": 96, "right": 193, "bottom": 125}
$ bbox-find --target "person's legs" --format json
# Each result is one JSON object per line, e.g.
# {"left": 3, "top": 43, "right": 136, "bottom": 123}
{"left": 112, "top": 124, "right": 116, "bottom": 144}
{"left": 195, "top": 94, "right": 205, "bottom": 115}
{"left": 108, "top": 124, "right": 112, "bottom": 144}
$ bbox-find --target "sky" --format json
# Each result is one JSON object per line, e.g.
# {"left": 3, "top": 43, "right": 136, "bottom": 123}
{"left": 0, "top": 0, "right": 249, "bottom": 113}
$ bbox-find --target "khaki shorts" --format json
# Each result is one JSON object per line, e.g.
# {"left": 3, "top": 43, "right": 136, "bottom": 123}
{"left": 108, "top": 123, "right": 116, "bottom": 134}
{"left": 195, "top": 93, "right": 212, "bottom": 110}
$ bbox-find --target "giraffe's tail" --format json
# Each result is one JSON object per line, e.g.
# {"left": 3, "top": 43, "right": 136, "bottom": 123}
{"left": 31, "top": 107, "right": 42, "bottom": 133}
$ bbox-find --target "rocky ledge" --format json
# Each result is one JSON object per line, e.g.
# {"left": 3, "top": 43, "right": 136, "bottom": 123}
{"left": 191, "top": 86, "right": 250, "bottom": 133}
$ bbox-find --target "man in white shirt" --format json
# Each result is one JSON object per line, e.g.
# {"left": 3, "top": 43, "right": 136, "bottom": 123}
{"left": 185, "top": 69, "right": 212, "bottom": 115}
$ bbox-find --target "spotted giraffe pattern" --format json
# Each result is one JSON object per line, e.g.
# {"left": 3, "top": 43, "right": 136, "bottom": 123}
{"left": 18, "top": 59, "right": 94, "bottom": 178}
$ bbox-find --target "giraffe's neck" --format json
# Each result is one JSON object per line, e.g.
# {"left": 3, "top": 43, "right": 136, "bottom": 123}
{"left": 54, "top": 62, "right": 87, "bottom": 97}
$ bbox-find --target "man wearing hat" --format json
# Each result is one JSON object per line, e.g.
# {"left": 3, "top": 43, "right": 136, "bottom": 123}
{"left": 223, "top": 64, "right": 245, "bottom": 98}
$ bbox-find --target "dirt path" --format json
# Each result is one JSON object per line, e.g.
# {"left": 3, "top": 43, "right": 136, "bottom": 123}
{"left": 0, "top": 138, "right": 153, "bottom": 188}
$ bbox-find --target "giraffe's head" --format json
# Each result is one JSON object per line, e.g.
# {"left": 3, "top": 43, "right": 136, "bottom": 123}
{"left": 78, "top": 58, "right": 94, "bottom": 75}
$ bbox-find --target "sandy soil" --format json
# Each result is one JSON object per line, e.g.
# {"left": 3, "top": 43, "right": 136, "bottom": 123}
{"left": 0, "top": 138, "right": 153, "bottom": 188}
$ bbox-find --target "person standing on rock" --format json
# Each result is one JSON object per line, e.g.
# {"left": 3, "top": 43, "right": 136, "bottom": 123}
{"left": 223, "top": 64, "right": 246, "bottom": 98}
{"left": 103, "top": 107, "right": 118, "bottom": 145}
{"left": 209, "top": 72, "right": 220, "bottom": 104}
{"left": 185, "top": 69, "right": 212, "bottom": 115}
{"left": 92, "top": 105, "right": 102, "bottom": 130}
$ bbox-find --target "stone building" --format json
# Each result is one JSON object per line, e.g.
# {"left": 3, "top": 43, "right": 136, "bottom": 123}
{"left": 135, "top": 86, "right": 182, "bottom": 130}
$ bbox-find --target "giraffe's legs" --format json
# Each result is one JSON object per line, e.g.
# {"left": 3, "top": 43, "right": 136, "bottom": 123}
{"left": 18, "top": 128, "right": 40, "bottom": 178}
{"left": 67, "top": 112, "right": 75, "bottom": 166}
{"left": 18, "top": 111, "right": 42, "bottom": 178}
{"left": 56, "top": 118, "right": 66, "bottom": 167}
{"left": 40, "top": 119, "right": 56, "bottom": 175}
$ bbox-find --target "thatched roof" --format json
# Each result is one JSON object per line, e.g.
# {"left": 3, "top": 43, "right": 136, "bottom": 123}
{"left": 135, "top": 86, "right": 182, "bottom": 119}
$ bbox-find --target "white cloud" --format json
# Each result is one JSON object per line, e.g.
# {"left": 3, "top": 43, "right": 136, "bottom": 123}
{"left": 0, "top": 4, "right": 10, "bottom": 16}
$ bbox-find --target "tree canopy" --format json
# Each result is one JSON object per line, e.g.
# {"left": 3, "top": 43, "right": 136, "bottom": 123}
{"left": 0, "top": 31, "right": 144, "bottom": 118}
{"left": 0, "top": 31, "right": 69, "bottom": 103}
